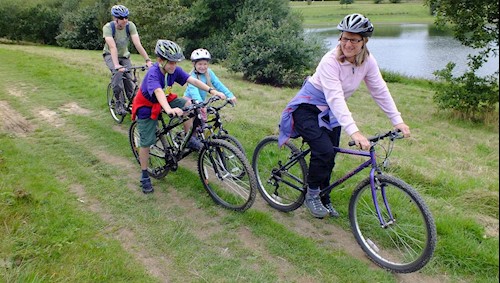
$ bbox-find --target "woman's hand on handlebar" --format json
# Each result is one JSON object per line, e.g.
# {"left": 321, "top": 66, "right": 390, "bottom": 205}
{"left": 394, "top": 123, "right": 411, "bottom": 138}
{"left": 350, "top": 131, "right": 370, "bottom": 150}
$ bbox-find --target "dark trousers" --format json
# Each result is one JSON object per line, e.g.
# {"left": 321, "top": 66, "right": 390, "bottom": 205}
{"left": 103, "top": 54, "right": 134, "bottom": 100}
{"left": 292, "top": 104, "right": 341, "bottom": 203}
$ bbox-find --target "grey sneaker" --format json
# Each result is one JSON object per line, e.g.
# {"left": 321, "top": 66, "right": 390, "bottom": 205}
{"left": 304, "top": 193, "right": 328, "bottom": 218}
{"left": 116, "top": 102, "right": 127, "bottom": 115}
{"left": 324, "top": 202, "right": 340, "bottom": 218}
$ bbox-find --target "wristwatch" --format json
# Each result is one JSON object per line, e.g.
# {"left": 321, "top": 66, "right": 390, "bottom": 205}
{"left": 207, "top": 87, "right": 214, "bottom": 94}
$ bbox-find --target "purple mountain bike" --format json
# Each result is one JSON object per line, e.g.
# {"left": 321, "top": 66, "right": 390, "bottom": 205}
{"left": 252, "top": 130, "right": 436, "bottom": 273}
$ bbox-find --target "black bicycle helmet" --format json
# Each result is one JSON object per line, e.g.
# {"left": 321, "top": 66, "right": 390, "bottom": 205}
{"left": 337, "top": 13, "right": 374, "bottom": 37}
{"left": 111, "top": 5, "right": 129, "bottom": 18}
{"left": 155, "top": 40, "right": 185, "bottom": 62}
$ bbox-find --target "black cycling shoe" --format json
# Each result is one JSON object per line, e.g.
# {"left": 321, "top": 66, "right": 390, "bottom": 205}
{"left": 141, "top": 177, "right": 154, "bottom": 194}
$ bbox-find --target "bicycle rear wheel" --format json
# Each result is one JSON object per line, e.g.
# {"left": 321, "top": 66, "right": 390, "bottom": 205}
{"left": 107, "top": 83, "right": 126, "bottom": 124}
{"left": 129, "top": 121, "right": 169, "bottom": 179}
{"left": 252, "top": 136, "right": 307, "bottom": 212}
{"left": 198, "top": 139, "right": 257, "bottom": 211}
{"left": 349, "top": 174, "right": 437, "bottom": 273}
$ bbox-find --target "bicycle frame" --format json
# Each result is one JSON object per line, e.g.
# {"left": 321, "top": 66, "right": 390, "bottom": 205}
{"left": 277, "top": 141, "right": 395, "bottom": 228}
{"left": 155, "top": 96, "right": 225, "bottom": 165}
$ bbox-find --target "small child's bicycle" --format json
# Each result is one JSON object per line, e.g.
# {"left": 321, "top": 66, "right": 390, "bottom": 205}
{"left": 106, "top": 65, "right": 147, "bottom": 123}
{"left": 251, "top": 130, "right": 437, "bottom": 273}
{"left": 203, "top": 98, "right": 245, "bottom": 155}
{"left": 129, "top": 96, "right": 257, "bottom": 211}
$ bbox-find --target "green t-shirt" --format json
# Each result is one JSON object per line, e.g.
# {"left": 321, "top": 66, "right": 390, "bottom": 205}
{"left": 102, "top": 21, "right": 138, "bottom": 58}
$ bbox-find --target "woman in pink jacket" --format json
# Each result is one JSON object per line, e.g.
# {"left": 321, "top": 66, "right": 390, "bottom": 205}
{"left": 278, "top": 13, "right": 411, "bottom": 219}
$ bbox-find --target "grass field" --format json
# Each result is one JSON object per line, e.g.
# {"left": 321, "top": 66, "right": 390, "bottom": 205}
{"left": 0, "top": 41, "right": 498, "bottom": 282}
{"left": 290, "top": 0, "right": 435, "bottom": 27}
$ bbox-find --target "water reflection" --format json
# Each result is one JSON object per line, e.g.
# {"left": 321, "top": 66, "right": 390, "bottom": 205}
{"left": 307, "top": 24, "right": 499, "bottom": 80}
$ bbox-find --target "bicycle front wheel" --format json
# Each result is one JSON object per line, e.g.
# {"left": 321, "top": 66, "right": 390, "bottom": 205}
{"left": 107, "top": 83, "right": 126, "bottom": 124}
{"left": 215, "top": 134, "right": 246, "bottom": 179}
{"left": 349, "top": 174, "right": 437, "bottom": 273}
{"left": 252, "top": 136, "right": 307, "bottom": 212}
{"left": 129, "top": 121, "right": 169, "bottom": 179}
{"left": 198, "top": 139, "right": 257, "bottom": 211}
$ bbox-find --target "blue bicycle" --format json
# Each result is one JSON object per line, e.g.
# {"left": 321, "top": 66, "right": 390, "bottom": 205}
{"left": 251, "top": 130, "right": 437, "bottom": 273}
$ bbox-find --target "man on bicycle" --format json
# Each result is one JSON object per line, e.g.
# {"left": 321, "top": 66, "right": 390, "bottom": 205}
{"left": 102, "top": 5, "right": 153, "bottom": 115}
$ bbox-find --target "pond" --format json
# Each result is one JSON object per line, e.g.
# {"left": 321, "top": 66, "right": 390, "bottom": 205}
{"left": 307, "top": 24, "right": 499, "bottom": 80}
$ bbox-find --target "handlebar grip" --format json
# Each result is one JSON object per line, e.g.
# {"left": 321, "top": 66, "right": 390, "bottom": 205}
{"left": 348, "top": 140, "right": 356, "bottom": 147}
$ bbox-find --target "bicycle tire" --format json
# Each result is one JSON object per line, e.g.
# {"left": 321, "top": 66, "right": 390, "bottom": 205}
{"left": 251, "top": 136, "right": 307, "bottom": 212}
{"left": 198, "top": 139, "right": 257, "bottom": 211}
{"left": 216, "top": 134, "right": 246, "bottom": 155}
{"left": 215, "top": 134, "right": 246, "bottom": 179}
{"left": 129, "top": 121, "right": 169, "bottom": 179}
{"left": 349, "top": 174, "right": 437, "bottom": 273}
{"left": 107, "top": 83, "right": 126, "bottom": 124}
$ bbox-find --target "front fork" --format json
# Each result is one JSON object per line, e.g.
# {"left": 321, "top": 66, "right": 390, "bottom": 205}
{"left": 369, "top": 169, "right": 395, "bottom": 228}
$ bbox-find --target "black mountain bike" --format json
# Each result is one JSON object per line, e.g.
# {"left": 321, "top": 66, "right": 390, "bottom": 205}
{"left": 107, "top": 65, "right": 147, "bottom": 123}
{"left": 203, "top": 98, "right": 246, "bottom": 155}
{"left": 252, "top": 130, "right": 437, "bottom": 273}
{"left": 129, "top": 96, "right": 257, "bottom": 211}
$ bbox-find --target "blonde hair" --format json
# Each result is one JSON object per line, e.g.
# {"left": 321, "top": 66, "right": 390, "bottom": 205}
{"left": 336, "top": 34, "right": 370, "bottom": 66}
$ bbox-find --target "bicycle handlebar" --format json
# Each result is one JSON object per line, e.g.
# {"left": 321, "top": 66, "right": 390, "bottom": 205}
{"left": 123, "top": 65, "right": 148, "bottom": 73}
{"left": 164, "top": 96, "right": 225, "bottom": 118}
{"left": 348, "top": 130, "right": 403, "bottom": 147}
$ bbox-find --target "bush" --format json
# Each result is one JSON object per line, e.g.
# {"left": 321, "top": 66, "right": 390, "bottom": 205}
{"left": 227, "top": 17, "right": 324, "bottom": 87}
{"left": 0, "top": 3, "right": 61, "bottom": 45}
{"left": 56, "top": 4, "right": 103, "bottom": 50}
{"left": 433, "top": 60, "right": 499, "bottom": 122}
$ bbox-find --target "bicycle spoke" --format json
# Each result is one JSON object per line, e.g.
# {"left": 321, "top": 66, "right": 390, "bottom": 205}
{"left": 199, "top": 139, "right": 256, "bottom": 211}
{"left": 349, "top": 175, "right": 436, "bottom": 273}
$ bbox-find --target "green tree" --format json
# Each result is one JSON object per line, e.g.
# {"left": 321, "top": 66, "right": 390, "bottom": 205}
{"left": 0, "top": 3, "right": 61, "bottom": 45}
{"left": 425, "top": 0, "right": 499, "bottom": 121}
{"left": 178, "top": 0, "right": 325, "bottom": 87}
{"left": 56, "top": 2, "right": 108, "bottom": 50}
{"left": 124, "top": 0, "right": 188, "bottom": 55}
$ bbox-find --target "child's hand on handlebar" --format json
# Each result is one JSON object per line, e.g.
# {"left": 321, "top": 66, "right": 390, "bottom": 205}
{"left": 228, "top": 97, "right": 237, "bottom": 105}
{"left": 212, "top": 90, "right": 226, "bottom": 100}
{"left": 166, "top": 107, "right": 184, "bottom": 117}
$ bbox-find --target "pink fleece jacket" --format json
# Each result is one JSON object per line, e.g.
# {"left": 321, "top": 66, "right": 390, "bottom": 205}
{"left": 308, "top": 49, "right": 404, "bottom": 136}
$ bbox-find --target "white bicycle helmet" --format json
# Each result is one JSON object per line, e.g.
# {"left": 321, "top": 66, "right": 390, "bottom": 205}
{"left": 111, "top": 5, "right": 129, "bottom": 18}
{"left": 155, "top": 40, "right": 185, "bottom": 62}
{"left": 337, "top": 13, "right": 374, "bottom": 37}
{"left": 190, "top": 48, "right": 211, "bottom": 62}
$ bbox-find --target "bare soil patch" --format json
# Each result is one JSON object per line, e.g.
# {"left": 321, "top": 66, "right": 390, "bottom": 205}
{"left": 0, "top": 100, "right": 34, "bottom": 137}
